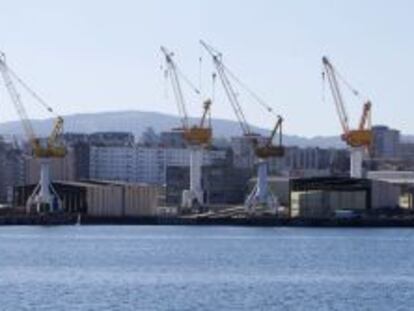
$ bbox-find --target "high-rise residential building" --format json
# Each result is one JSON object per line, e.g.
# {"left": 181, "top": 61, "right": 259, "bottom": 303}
{"left": 89, "top": 145, "right": 227, "bottom": 185}
{"left": 371, "top": 125, "right": 400, "bottom": 159}
{"left": 268, "top": 146, "right": 349, "bottom": 177}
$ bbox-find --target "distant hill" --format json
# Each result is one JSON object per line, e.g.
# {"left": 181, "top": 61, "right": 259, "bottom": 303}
{"left": 0, "top": 110, "right": 346, "bottom": 148}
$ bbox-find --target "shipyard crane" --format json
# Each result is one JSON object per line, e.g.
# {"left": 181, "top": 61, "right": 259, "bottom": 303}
{"left": 161, "top": 46, "right": 212, "bottom": 210}
{"left": 322, "top": 56, "right": 372, "bottom": 178}
{"left": 200, "top": 40, "right": 285, "bottom": 213}
{"left": 0, "top": 52, "right": 66, "bottom": 213}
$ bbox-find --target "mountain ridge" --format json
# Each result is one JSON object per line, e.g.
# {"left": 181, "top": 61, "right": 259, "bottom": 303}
{"left": 0, "top": 110, "right": 349, "bottom": 148}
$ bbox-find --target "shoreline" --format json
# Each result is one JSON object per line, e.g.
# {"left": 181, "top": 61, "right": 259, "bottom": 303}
{"left": 1, "top": 214, "right": 414, "bottom": 227}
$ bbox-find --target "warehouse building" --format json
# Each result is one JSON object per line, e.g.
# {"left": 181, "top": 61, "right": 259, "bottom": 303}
{"left": 367, "top": 171, "right": 414, "bottom": 209}
{"left": 289, "top": 177, "right": 400, "bottom": 219}
{"left": 14, "top": 180, "right": 159, "bottom": 217}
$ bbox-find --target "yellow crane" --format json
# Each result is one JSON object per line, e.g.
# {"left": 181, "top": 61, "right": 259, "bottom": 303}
{"left": 183, "top": 98, "right": 212, "bottom": 146}
{"left": 161, "top": 46, "right": 212, "bottom": 146}
{"left": 0, "top": 52, "right": 66, "bottom": 213}
{"left": 200, "top": 40, "right": 285, "bottom": 212}
{"left": 322, "top": 56, "right": 372, "bottom": 178}
{"left": 161, "top": 46, "right": 213, "bottom": 210}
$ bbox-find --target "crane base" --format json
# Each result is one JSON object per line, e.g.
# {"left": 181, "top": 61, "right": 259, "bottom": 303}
{"left": 25, "top": 159, "right": 63, "bottom": 214}
{"left": 26, "top": 183, "right": 63, "bottom": 214}
{"left": 245, "top": 184, "right": 280, "bottom": 215}
{"left": 181, "top": 189, "right": 205, "bottom": 213}
{"left": 245, "top": 159, "right": 280, "bottom": 215}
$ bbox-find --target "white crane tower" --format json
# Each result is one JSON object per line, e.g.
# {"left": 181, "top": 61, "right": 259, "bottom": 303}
{"left": 161, "top": 46, "right": 212, "bottom": 211}
{"left": 322, "top": 56, "right": 372, "bottom": 178}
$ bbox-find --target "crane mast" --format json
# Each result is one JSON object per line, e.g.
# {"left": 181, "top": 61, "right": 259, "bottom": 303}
{"left": 268, "top": 116, "right": 283, "bottom": 147}
{"left": 199, "top": 99, "right": 211, "bottom": 128}
{"left": 358, "top": 101, "right": 372, "bottom": 131}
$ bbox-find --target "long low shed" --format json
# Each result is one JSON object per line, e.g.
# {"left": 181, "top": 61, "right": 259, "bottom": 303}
{"left": 289, "top": 177, "right": 400, "bottom": 218}
{"left": 14, "top": 180, "right": 159, "bottom": 217}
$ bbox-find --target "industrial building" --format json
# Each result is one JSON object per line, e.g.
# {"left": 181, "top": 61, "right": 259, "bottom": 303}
{"left": 14, "top": 180, "right": 159, "bottom": 217}
{"left": 289, "top": 177, "right": 400, "bottom": 219}
{"left": 367, "top": 171, "right": 414, "bottom": 209}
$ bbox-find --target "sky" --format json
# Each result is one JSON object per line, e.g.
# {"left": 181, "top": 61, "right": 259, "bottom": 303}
{"left": 0, "top": 0, "right": 413, "bottom": 137}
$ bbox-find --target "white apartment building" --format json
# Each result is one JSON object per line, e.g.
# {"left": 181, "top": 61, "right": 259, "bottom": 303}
{"left": 89, "top": 146, "right": 227, "bottom": 185}
{"left": 90, "top": 147, "right": 134, "bottom": 181}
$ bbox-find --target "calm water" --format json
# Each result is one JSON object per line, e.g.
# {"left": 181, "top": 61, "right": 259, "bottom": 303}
{"left": 0, "top": 226, "right": 414, "bottom": 310}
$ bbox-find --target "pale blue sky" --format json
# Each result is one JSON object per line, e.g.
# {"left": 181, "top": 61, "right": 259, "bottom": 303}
{"left": 0, "top": 0, "right": 413, "bottom": 136}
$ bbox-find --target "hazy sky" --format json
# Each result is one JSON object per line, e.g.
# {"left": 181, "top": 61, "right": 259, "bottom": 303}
{"left": 0, "top": 0, "right": 413, "bottom": 137}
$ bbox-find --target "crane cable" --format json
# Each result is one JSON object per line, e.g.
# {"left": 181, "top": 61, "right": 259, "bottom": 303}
{"left": 161, "top": 55, "right": 201, "bottom": 100}
{"left": 6, "top": 65, "right": 58, "bottom": 117}
{"left": 175, "top": 65, "right": 200, "bottom": 96}
{"left": 328, "top": 61, "right": 364, "bottom": 100}
{"left": 220, "top": 62, "right": 279, "bottom": 118}
{"left": 322, "top": 71, "right": 326, "bottom": 105}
